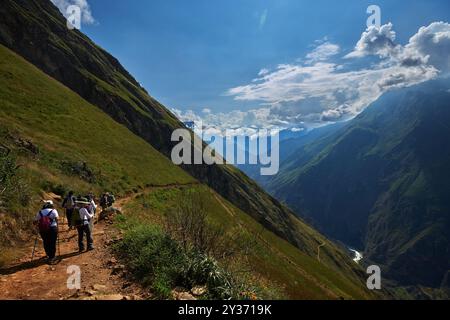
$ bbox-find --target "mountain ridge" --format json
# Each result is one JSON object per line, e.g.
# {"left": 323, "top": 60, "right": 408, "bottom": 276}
{"left": 265, "top": 80, "right": 450, "bottom": 291}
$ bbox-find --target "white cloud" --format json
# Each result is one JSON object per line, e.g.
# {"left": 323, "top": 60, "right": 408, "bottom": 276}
{"left": 51, "top": 0, "right": 96, "bottom": 25}
{"left": 305, "top": 42, "right": 340, "bottom": 64}
{"left": 225, "top": 22, "right": 447, "bottom": 127}
{"left": 346, "top": 23, "right": 398, "bottom": 58}
{"left": 258, "top": 68, "right": 270, "bottom": 76}
{"left": 403, "top": 22, "right": 450, "bottom": 74}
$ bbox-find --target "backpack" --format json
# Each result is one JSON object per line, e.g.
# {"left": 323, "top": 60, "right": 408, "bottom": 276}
{"left": 100, "top": 195, "right": 107, "bottom": 207}
{"left": 63, "top": 195, "right": 75, "bottom": 209}
{"left": 107, "top": 194, "right": 115, "bottom": 205}
{"left": 38, "top": 210, "right": 54, "bottom": 233}
{"left": 72, "top": 207, "right": 82, "bottom": 227}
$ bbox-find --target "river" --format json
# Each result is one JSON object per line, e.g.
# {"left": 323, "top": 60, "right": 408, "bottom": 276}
{"left": 349, "top": 248, "right": 363, "bottom": 263}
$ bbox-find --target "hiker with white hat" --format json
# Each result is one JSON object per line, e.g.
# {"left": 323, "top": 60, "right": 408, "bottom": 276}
{"left": 33, "top": 200, "right": 59, "bottom": 264}
{"left": 74, "top": 197, "right": 94, "bottom": 252}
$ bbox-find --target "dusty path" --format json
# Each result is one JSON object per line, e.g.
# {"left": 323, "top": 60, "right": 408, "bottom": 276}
{"left": 0, "top": 183, "right": 199, "bottom": 300}
{"left": 0, "top": 213, "right": 141, "bottom": 300}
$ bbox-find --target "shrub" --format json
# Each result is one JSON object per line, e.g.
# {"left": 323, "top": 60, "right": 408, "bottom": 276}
{"left": 165, "top": 192, "right": 256, "bottom": 260}
{"left": 0, "top": 147, "right": 31, "bottom": 211}
{"left": 0, "top": 147, "right": 33, "bottom": 251}
{"left": 114, "top": 224, "right": 187, "bottom": 298}
{"left": 115, "top": 222, "right": 258, "bottom": 300}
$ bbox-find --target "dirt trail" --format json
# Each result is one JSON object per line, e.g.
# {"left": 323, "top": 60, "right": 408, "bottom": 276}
{"left": 0, "top": 183, "right": 198, "bottom": 300}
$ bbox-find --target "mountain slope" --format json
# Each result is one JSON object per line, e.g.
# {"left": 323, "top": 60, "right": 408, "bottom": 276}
{"left": 269, "top": 80, "right": 450, "bottom": 290}
{"left": 0, "top": 44, "right": 374, "bottom": 299}
{"left": 0, "top": 0, "right": 324, "bottom": 260}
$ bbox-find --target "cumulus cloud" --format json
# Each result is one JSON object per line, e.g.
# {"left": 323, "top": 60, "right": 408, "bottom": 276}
{"left": 346, "top": 23, "right": 398, "bottom": 58}
{"left": 403, "top": 22, "right": 450, "bottom": 74}
{"left": 224, "top": 22, "right": 447, "bottom": 129}
{"left": 51, "top": 0, "right": 96, "bottom": 25}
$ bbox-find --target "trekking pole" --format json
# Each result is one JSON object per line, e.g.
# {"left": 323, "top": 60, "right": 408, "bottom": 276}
{"left": 57, "top": 221, "right": 61, "bottom": 258}
{"left": 31, "top": 234, "right": 38, "bottom": 262}
{"left": 62, "top": 210, "right": 66, "bottom": 227}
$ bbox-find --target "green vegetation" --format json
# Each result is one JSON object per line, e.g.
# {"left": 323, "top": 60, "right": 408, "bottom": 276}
{"left": 121, "top": 186, "right": 375, "bottom": 299}
{"left": 0, "top": 149, "right": 33, "bottom": 258}
{"left": 114, "top": 221, "right": 265, "bottom": 300}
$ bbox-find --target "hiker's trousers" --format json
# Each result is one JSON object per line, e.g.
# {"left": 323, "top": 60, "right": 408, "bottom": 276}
{"left": 77, "top": 224, "right": 93, "bottom": 250}
{"left": 66, "top": 208, "right": 74, "bottom": 227}
{"left": 40, "top": 227, "right": 58, "bottom": 259}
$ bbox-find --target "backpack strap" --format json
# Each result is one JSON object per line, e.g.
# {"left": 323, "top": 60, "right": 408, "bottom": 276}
{"left": 40, "top": 209, "right": 55, "bottom": 222}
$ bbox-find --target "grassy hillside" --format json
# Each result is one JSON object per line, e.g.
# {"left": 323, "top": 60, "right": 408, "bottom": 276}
{"left": 0, "top": 44, "right": 376, "bottom": 299}
{"left": 120, "top": 185, "right": 374, "bottom": 299}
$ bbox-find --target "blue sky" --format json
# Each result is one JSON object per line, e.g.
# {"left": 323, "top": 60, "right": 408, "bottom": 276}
{"left": 53, "top": 0, "right": 450, "bottom": 131}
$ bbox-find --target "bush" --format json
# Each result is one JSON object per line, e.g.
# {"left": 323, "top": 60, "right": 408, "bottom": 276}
{"left": 165, "top": 192, "right": 256, "bottom": 260}
{"left": 115, "top": 224, "right": 186, "bottom": 298}
{"left": 114, "top": 222, "right": 258, "bottom": 300}
{"left": 0, "top": 148, "right": 31, "bottom": 211}
{"left": 0, "top": 147, "right": 32, "bottom": 250}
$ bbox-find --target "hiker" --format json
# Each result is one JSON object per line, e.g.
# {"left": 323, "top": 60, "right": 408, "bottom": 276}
{"left": 100, "top": 193, "right": 109, "bottom": 211}
{"left": 87, "top": 194, "right": 97, "bottom": 233}
{"left": 33, "top": 200, "right": 59, "bottom": 264}
{"left": 62, "top": 191, "right": 76, "bottom": 229}
{"left": 74, "top": 198, "right": 94, "bottom": 252}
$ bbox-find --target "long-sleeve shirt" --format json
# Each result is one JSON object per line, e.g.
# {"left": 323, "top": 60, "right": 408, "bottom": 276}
{"left": 78, "top": 207, "right": 94, "bottom": 226}
{"left": 88, "top": 200, "right": 97, "bottom": 215}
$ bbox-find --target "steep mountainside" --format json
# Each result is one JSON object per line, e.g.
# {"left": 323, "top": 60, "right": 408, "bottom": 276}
{"left": 0, "top": 0, "right": 318, "bottom": 256}
{"left": 0, "top": 44, "right": 376, "bottom": 299}
{"left": 268, "top": 80, "right": 450, "bottom": 290}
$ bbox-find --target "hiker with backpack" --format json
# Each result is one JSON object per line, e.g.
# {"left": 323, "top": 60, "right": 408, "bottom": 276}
{"left": 62, "top": 191, "right": 76, "bottom": 230}
{"left": 100, "top": 193, "right": 109, "bottom": 211}
{"left": 33, "top": 200, "right": 59, "bottom": 264}
{"left": 74, "top": 198, "right": 94, "bottom": 252}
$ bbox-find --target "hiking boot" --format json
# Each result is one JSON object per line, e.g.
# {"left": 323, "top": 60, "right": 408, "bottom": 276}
{"left": 87, "top": 246, "right": 95, "bottom": 251}
{"left": 48, "top": 257, "right": 57, "bottom": 265}
{"left": 79, "top": 248, "right": 85, "bottom": 253}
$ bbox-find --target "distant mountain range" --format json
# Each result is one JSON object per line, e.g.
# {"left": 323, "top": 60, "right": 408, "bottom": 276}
{"left": 243, "top": 79, "right": 450, "bottom": 295}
